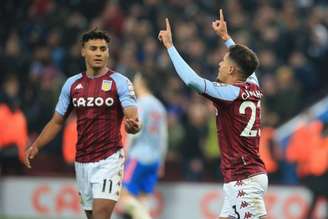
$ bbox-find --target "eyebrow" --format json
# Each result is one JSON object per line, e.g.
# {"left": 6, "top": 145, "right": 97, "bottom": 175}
{"left": 89, "top": 45, "right": 108, "bottom": 48}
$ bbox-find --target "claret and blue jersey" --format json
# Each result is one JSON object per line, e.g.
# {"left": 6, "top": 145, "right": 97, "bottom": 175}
{"left": 55, "top": 70, "right": 137, "bottom": 163}
{"left": 167, "top": 39, "right": 266, "bottom": 182}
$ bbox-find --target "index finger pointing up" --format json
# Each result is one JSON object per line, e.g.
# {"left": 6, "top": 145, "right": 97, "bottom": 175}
{"left": 220, "top": 9, "right": 224, "bottom": 21}
{"left": 165, "top": 18, "right": 171, "bottom": 32}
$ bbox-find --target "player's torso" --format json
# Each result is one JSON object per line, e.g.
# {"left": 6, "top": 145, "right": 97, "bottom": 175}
{"left": 129, "top": 96, "right": 166, "bottom": 163}
{"left": 214, "top": 82, "right": 266, "bottom": 182}
{"left": 70, "top": 71, "right": 124, "bottom": 162}
{"left": 70, "top": 72, "right": 121, "bottom": 119}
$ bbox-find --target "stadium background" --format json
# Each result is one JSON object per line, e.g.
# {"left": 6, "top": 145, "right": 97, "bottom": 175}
{"left": 0, "top": 0, "right": 327, "bottom": 218}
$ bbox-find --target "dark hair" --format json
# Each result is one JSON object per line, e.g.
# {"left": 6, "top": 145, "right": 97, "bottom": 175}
{"left": 81, "top": 28, "right": 110, "bottom": 46}
{"left": 228, "top": 44, "right": 260, "bottom": 79}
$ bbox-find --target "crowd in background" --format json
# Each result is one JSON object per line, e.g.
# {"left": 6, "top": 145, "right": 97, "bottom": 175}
{"left": 0, "top": 0, "right": 327, "bottom": 185}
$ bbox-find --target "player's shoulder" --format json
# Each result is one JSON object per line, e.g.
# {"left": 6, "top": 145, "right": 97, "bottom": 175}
{"left": 150, "top": 96, "right": 166, "bottom": 113}
{"left": 155, "top": 97, "right": 166, "bottom": 110}
{"left": 110, "top": 71, "right": 131, "bottom": 84}
{"left": 237, "top": 82, "right": 263, "bottom": 100}
{"left": 65, "top": 72, "right": 83, "bottom": 84}
{"left": 234, "top": 81, "right": 260, "bottom": 90}
{"left": 61, "top": 73, "right": 83, "bottom": 90}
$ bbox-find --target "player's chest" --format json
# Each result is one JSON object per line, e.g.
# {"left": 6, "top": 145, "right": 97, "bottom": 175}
{"left": 71, "top": 79, "right": 117, "bottom": 108}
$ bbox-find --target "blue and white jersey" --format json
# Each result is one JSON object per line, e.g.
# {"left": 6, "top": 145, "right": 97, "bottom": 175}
{"left": 127, "top": 95, "right": 168, "bottom": 164}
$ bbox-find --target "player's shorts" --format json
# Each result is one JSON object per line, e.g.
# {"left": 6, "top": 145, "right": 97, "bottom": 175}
{"left": 75, "top": 149, "right": 125, "bottom": 210}
{"left": 123, "top": 158, "right": 160, "bottom": 196}
{"left": 219, "top": 173, "right": 268, "bottom": 219}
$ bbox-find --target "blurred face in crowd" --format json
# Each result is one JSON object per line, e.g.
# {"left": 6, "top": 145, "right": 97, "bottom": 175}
{"left": 81, "top": 39, "right": 109, "bottom": 70}
{"left": 217, "top": 52, "right": 238, "bottom": 83}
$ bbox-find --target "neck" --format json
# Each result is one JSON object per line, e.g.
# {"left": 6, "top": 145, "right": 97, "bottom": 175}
{"left": 225, "top": 75, "right": 244, "bottom": 84}
{"left": 86, "top": 65, "right": 108, "bottom": 78}
{"left": 137, "top": 88, "right": 151, "bottom": 98}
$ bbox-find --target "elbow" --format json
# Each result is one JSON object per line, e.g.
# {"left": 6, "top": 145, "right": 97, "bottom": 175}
{"left": 184, "top": 79, "right": 194, "bottom": 87}
{"left": 188, "top": 81, "right": 202, "bottom": 91}
{"left": 185, "top": 81, "right": 192, "bottom": 87}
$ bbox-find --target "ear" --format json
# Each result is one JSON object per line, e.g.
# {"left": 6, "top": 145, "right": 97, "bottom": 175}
{"left": 81, "top": 47, "right": 85, "bottom": 57}
{"left": 228, "top": 65, "right": 234, "bottom": 74}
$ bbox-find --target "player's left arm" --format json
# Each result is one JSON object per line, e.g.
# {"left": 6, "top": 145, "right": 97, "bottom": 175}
{"left": 212, "top": 9, "right": 259, "bottom": 86}
{"left": 113, "top": 74, "right": 140, "bottom": 134}
{"left": 124, "top": 107, "right": 140, "bottom": 134}
{"left": 158, "top": 18, "right": 210, "bottom": 93}
{"left": 167, "top": 46, "right": 241, "bottom": 101}
{"left": 158, "top": 18, "right": 241, "bottom": 101}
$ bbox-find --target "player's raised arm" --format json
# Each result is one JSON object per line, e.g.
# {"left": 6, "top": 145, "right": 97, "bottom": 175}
{"left": 158, "top": 18, "right": 209, "bottom": 93}
{"left": 158, "top": 18, "right": 241, "bottom": 101}
{"left": 158, "top": 18, "right": 173, "bottom": 49}
{"left": 212, "top": 9, "right": 231, "bottom": 41}
{"left": 212, "top": 9, "right": 259, "bottom": 85}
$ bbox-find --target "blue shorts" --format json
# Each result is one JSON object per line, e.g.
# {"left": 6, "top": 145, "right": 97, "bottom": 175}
{"left": 123, "top": 158, "right": 160, "bottom": 196}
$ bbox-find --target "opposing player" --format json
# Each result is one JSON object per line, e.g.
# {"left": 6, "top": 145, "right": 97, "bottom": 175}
{"left": 24, "top": 29, "right": 140, "bottom": 219}
{"left": 158, "top": 10, "right": 268, "bottom": 219}
{"left": 118, "top": 73, "right": 168, "bottom": 219}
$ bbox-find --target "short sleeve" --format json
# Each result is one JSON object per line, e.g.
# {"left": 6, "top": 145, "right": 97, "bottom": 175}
{"left": 111, "top": 72, "right": 137, "bottom": 108}
{"left": 55, "top": 74, "right": 82, "bottom": 116}
{"left": 202, "top": 80, "right": 240, "bottom": 101}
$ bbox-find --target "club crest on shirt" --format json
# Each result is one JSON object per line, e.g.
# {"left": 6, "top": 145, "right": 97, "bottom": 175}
{"left": 101, "top": 80, "right": 112, "bottom": 92}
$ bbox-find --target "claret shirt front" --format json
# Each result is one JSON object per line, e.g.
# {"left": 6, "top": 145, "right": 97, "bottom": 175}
{"left": 55, "top": 70, "right": 137, "bottom": 162}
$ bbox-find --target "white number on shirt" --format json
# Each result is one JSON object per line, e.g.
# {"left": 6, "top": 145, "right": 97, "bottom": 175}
{"left": 239, "top": 101, "right": 259, "bottom": 137}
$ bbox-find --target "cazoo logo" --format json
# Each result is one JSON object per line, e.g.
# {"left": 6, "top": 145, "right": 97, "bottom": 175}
{"left": 72, "top": 97, "right": 114, "bottom": 107}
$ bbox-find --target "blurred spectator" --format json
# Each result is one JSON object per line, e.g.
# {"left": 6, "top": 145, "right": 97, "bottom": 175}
{"left": 286, "top": 119, "right": 328, "bottom": 219}
{"left": 274, "top": 66, "right": 302, "bottom": 122}
{"left": 62, "top": 115, "right": 77, "bottom": 165}
{"left": 0, "top": 0, "right": 327, "bottom": 185}
{"left": 259, "top": 105, "right": 282, "bottom": 183}
{"left": 0, "top": 75, "right": 28, "bottom": 174}
{"left": 180, "top": 94, "right": 208, "bottom": 181}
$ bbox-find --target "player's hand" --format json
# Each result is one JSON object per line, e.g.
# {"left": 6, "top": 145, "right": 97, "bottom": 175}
{"left": 125, "top": 118, "right": 140, "bottom": 134}
{"left": 212, "top": 9, "right": 230, "bottom": 41}
{"left": 158, "top": 18, "right": 173, "bottom": 49}
{"left": 24, "top": 145, "right": 39, "bottom": 168}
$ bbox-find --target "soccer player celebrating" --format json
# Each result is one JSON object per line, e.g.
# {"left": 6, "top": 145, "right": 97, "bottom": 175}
{"left": 158, "top": 10, "right": 268, "bottom": 219}
{"left": 118, "top": 72, "right": 168, "bottom": 219}
{"left": 24, "top": 29, "right": 140, "bottom": 219}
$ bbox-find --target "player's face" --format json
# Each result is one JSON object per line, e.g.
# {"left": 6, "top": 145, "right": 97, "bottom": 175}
{"left": 217, "top": 53, "right": 231, "bottom": 83}
{"left": 81, "top": 39, "right": 109, "bottom": 69}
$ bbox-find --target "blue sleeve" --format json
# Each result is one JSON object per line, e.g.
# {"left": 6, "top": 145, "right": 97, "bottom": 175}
{"left": 224, "top": 39, "right": 259, "bottom": 86}
{"left": 55, "top": 74, "right": 81, "bottom": 116}
{"left": 167, "top": 46, "right": 239, "bottom": 101}
{"left": 112, "top": 73, "right": 137, "bottom": 108}
{"left": 167, "top": 46, "right": 206, "bottom": 93}
{"left": 203, "top": 81, "right": 240, "bottom": 101}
